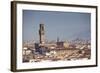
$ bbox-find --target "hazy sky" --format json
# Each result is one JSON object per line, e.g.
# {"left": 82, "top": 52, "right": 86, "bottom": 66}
{"left": 23, "top": 10, "right": 91, "bottom": 42}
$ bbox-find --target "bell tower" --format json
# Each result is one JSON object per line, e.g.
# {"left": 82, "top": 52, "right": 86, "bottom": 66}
{"left": 39, "top": 23, "right": 45, "bottom": 44}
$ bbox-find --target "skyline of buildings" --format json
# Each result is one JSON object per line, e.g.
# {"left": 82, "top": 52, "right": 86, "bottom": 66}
{"left": 22, "top": 23, "right": 91, "bottom": 63}
{"left": 22, "top": 10, "right": 91, "bottom": 62}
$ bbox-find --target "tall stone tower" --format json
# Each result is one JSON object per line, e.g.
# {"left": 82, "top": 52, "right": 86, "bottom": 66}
{"left": 39, "top": 23, "right": 45, "bottom": 44}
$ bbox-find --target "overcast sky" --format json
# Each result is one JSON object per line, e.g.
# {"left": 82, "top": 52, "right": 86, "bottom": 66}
{"left": 23, "top": 10, "right": 91, "bottom": 42}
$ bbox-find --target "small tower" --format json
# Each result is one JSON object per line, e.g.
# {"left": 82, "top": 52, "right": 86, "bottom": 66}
{"left": 39, "top": 23, "right": 45, "bottom": 44}
{"left": 57, "top": 37, "right": 59, "bottom": 42}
